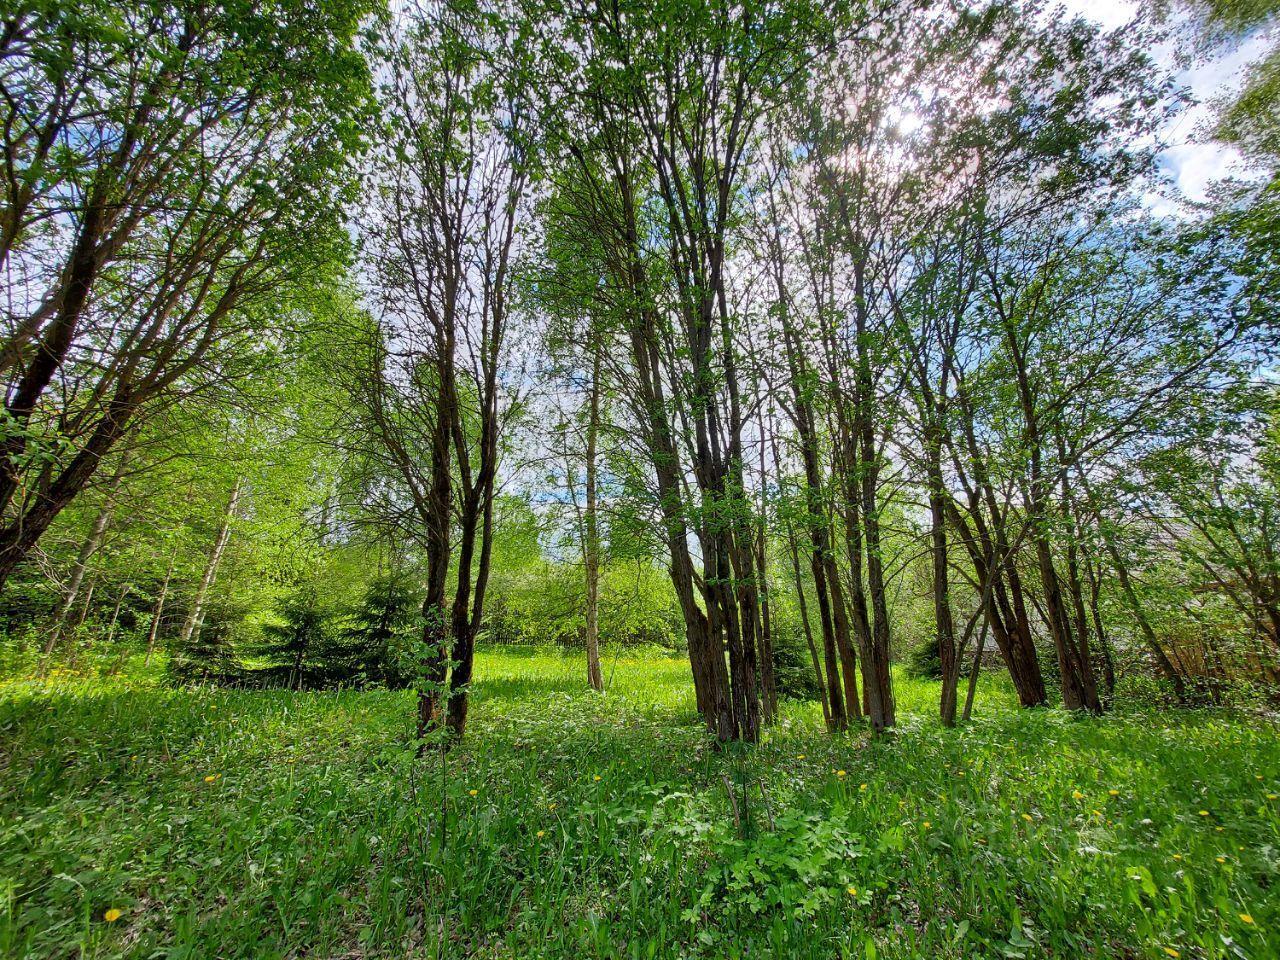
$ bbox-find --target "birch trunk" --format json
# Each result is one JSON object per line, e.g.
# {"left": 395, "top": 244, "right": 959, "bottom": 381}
{"left": 179, "top": 477, "right": 242, "bottom": 649}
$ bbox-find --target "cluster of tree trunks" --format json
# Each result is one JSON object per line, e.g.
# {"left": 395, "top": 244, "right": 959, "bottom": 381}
{"left": 355, "top": 7, "right": 525, "bottom": 744}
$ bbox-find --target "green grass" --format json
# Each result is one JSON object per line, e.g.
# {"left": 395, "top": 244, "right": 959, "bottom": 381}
{"left": 1, "top": 648, "right": 1278, "bottom": 959}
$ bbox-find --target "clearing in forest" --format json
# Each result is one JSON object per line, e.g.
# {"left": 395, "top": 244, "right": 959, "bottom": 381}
{"left": 1, "top": 648, "right": 1277, "bottom": 959}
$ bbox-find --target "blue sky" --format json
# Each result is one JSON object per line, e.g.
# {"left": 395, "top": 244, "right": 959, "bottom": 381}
{"left": 1061, "top": 0, "right": 1273, "bottom": 209}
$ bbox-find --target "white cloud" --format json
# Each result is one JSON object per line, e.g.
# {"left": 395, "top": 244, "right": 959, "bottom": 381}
{"left": 1057, "top": 0, "right": 1273, "bottom": 209}
{"left": 1158, "top": 29, "right": 1272, "bottom": 203}
{"left": 1158, "top": 141, "right": 1243, "bottom": 201}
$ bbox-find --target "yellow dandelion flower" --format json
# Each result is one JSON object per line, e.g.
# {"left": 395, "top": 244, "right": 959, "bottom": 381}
{"left": 1092, "top": 809, "right": 1103, "bottom": 817}
{"left": 836, "top": 769, "right": 847, "bottom": 778}
{"left": 922, "top": 821, "right": 932, "bottom": 830}
{"left": 846, "top": 885, "right": 858, "bottom": 897}
{"left": 1172, "top": 854, "right": 1183, "bottom": 861}
{"left": 1217, "top": 856, "right": 1227, "bottom": 863}
{"left": 859, "top": 783, "right": 867, "bottom": 792}
{"left": 1108, "top": 790, "right": 1119, "bottom": 797}
{"left": 103, "top": 908, "right": 122, "bottom": 923}
{"left": 1199, "top": 810, "right": 1210, "bottom": 816}
{"left": 593, "top": 775, "right": 602, "bottom": 782}
{"left": 1022, "top": 814, "right": 1034, "bottom": 822}
{"left": 548, "top": 802, "right": 557, "bottom": 811}
{"left": 1163, "top": 949, "right": 1180, "bottom": 958}
{"left": 468, "top": 789, "right": 478, "bottom": 797}
{"left": 536, "top": 830, "right": 546, "bottom": 838}
{"left": 203, "top": 775, "right": 218, "bottom": 783}
{"left": 1072, "top": 791, "right": 1084, "bottom": 800}
{"left": 1240, "top": 913, "right": 1255, "bottom": 925}
{"left": 797, "top": 754, "right": 805, "bottom": 760}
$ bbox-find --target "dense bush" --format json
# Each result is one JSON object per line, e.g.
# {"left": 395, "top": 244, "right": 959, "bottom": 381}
{"left": 770, "top": 625, "right": 823, "bottom": 701}
{"left": 906, "top": 635, "right": 943, "bottom": 680}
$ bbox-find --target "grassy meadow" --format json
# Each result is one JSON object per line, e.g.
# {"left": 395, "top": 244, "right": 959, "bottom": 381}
{"left": 1, "top": 648, "right": 1278, "bottom": 959}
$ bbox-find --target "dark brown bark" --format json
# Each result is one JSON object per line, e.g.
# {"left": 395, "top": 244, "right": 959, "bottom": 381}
{"left": 849, "top": 259, "right": 894, "bottom": 730}
{"left": 0, "top": 197, "right": 106, "bottom": 516}
{"left": 943, "top": 372, "right": 1049, "bottom": 708}
{"left": 0, "top": 392, "right": 136, "bottom": 591}
{"left": 767, "top": 229, "right": 857, "bottom": 728}
{"left": 961, "top": 617, "right": 988, "bottom": 723}
{"left": 415, "top": 414, "right": 453, "bottom": 739}
{"left": 1082, "top": 553, "right": 1117, "bottom": 700}
{"left": 931, "top": 471, "right": 959, "bottom": 727}
{"left": 995, "top": 288, "right": 1099, "bottom": 713}
{"left": 786, "top": 519, "right": 832, "bottom": 725}
{"left": 941, "top": 492, "right": 1048, "bottom": 708}
{"left": 753, "top": 456, "right": 776, "bottom": 720}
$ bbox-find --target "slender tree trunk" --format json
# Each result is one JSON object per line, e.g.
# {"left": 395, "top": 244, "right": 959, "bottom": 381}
{"left": 787, "top": 522, "right": 831, "bottom": 726}
{"left": 564, "top": 134, "right": 738, "bottom": 738}
{"left": 417, "top": 402, "right": 453, "bottom": 741}
{"left": 945, "top": 390, "right": 1047, "bottom": 707}
{"left": 144, "top": 549, "right": 177, "bottom": 666}
{"left": 106, "top": 586, "right": 126, "bottom": 641}
{"left": 66, "top": 581, "right": 94, "bottom": 670}
{"left": 834, "top": 458, "right": 869, "bottom": 721}
{"left": 1032, "top": 525, "right": 1094, "bottom": 710}
{"left": 942, "top": 494, "right": 1046, "bottom": 707}
{"left": 44, "top": 453, "right": 129, "bottom": 658}
{"left": 1005, "top": 328, "right": 1099, "bottom": 712}
{"left": 584, "top": 347, "right": 604, "bottom": 692}
{"left": 1081, "top": 552, "right": 1117, "bottom": 700}
{"left": 775, "top": 289, "right": 856, "bottom": 728}
{"left": 0, "top": 194, "right": 109, "bottom": 517}
{"left": 179, "top": 477, "right": 242, "bottom": 650}
{"left": 755, "top": 530, "right": 776, "bottom": 721}
{"left": 755, "top": 416, "right": 776, "bottom": 721}
{"left": 1078, "top": 470, "right": 1187, "bottom": 699}
{"left": 962, "top": 617, "right": 988, "bottom": 723}
{"left": 444, "top": 264, "right": 507, "bottom": 740}
{"left": 927, "top": 432, "right": 959, "bottom": 727}
{"left": 631, "top": 295, "right": 729, "bottom": 736}
{"left": 104, "top": 586, "right": 130, "bottom": 675}
{"left": 1055, "top": 441, "right": 1104, "bottom": 710}
{"left": 1100, "top": 521, "right": 1186, "bottom": 697}
{"left": 851, "top": 261, "right": 894, "bottom": 730}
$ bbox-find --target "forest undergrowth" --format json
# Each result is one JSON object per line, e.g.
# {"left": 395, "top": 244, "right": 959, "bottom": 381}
{"left": 2, "top": 649, "right": 1277, "bottom": 960}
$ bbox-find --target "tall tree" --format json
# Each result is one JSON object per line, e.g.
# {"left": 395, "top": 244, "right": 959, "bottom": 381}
{"left": 0, "top": 0, "right": 373, "bottom": 590}
{"left": 346, "top": 1, "right": 530, "bottom": 741}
